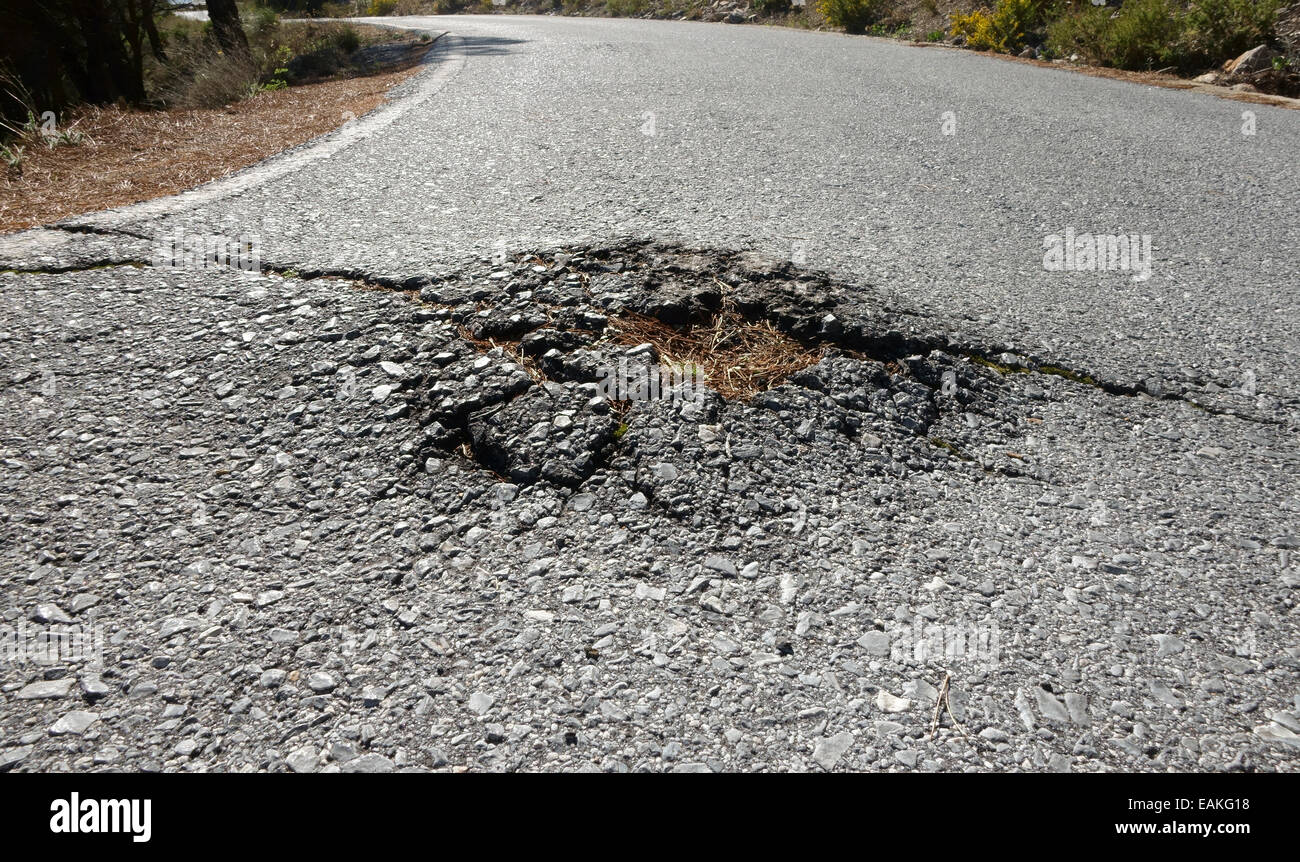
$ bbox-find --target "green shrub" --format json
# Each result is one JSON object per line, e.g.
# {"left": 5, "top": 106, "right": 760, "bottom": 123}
{"left": 366, "top": 0, "right": 398, "bottom": 14}
{"left": 1106, "top": 0, "right": 1187, "bottom": 67}
{"left": 1184, "top": 0, "right": 1281, "bottom": 65}
{"left": 1045, "top": 3, "right": 1112, "bottom": 61}
{"left": 1047, "top": 0, "right": 1279, "bottom": 70}
{"left": 819, "top": 0, "right": 890, "bottom": 34}
{"left": 249, "top": 7, "right": 280, "bottom": 35}
{"left": 753, "top": 0, "right": 793, "bottom": 15}
{"left": 334, "top": 24, "right": 361, "bottom": 53}
{"left": 1, "top": 143, "right": 24, "bottom": 173}
{"left": 1047, "top": 0, "right": 1186, "bottom": 69}
{"left": 606, "top": 0, "right": 650, "bottom": 15}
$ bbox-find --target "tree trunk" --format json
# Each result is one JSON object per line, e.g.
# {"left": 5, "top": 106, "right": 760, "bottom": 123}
{"left": 141, "top": 0, "right": 167, "bottom": 61}
{"left": 206, "top": 0, "right": 252, "bottom": 63}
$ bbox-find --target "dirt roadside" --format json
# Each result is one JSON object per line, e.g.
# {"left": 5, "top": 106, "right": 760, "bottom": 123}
{"left": 0, "top": 38, "right": 433, "bottom": 234}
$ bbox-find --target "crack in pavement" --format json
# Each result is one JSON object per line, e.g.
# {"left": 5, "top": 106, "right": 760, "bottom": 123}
{"left": 3, "top": 235, "right": 1296, "bottom": 775}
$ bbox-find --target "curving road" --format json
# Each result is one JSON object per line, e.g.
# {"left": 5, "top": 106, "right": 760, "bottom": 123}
{"left": 1, "top": 16, "right": 1297, "bottom": 773}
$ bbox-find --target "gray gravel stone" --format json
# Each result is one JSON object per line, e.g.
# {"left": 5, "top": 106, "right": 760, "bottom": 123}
{"left": 16, "top": 679, "right": 75, "bottom": 700}
{"left": 48, "top": 711, "right": 99, "bottom": 736}
{"left": 813, "top": 732, "right": 854, "bottom": 770}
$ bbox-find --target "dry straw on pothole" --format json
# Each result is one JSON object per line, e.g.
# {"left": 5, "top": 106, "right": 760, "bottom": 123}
{"left": 607, "top": 308, "right": 824, "bottom": 401}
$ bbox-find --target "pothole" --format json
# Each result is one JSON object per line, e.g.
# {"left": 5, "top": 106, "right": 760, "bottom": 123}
{"left": 392, "top": 241, "right": 1049, "bottom": 495}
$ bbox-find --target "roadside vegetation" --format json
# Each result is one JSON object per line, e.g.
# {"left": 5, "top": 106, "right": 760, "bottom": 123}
{"left": 1, "top": 4, "right": 432, "bottom": 230}
{"left": 326, "top": 0, "right": 1299, "bottom": 94}
{"left": 146, "top": 12, "right": 419, "bottom": 108}
{"left": 2, "top": 3, "right": 427, "bottom": 145}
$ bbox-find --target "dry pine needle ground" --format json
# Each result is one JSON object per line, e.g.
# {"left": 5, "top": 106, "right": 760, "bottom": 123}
{"left": 0, "top": 63, "right": 424, "bottom": 233}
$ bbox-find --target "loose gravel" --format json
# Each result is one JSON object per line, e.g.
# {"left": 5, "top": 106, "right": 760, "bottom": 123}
{"left": 2, "top": 241, "right": 1296, "bottom": 772}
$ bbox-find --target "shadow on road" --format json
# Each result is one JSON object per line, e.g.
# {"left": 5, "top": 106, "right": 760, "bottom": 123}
{"left": 458, "top": 35, "right": 528, "bottom": 56}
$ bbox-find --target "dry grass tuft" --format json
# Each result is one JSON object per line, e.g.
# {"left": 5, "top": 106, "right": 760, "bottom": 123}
{"left": 608, "top": 309, "right": 824, "bottom": 400}
{"left": 455, "top": 325, "right": 549, "bottom": 386}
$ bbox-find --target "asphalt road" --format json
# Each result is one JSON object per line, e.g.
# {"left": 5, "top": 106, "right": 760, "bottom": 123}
{"left": 1, "top": 16, "right": 1297, "bottom": 773}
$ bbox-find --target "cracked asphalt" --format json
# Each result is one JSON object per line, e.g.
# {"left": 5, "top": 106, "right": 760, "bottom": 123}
{"left": 0, "top": 16, "right": 1297, "bottom": 773}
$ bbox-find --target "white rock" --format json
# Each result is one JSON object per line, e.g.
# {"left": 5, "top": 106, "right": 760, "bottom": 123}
{"left": 468, "top": 692, "right": 494, "bottom": 715}
{"left": 876, "top": 691, "right": 912, "bottom": 713}
{"left": 813, "top": 731, "right": 854, "bottom": 770}
{"left": 858, "top": 630, "right": 891, "bottom": 657}
{"left": 49, "top": 711, "right": 99, "bottom": 735}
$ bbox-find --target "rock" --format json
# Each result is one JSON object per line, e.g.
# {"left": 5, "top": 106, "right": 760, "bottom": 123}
{"left": 703, "top": 555, "right": 737, "bottom": 577}
{"left": 0, "top": 746, "right": 34, "bottom": 770}
{"left": 307, "top": 672, "right": 337, "bottom": 693}
{"left": 49, "top": 710, "right": 99, "bottom": 735}
{"left": 1034, "top": 687, "right": 1071, "bottom": 723}
{"left": 286, "top": 746, "right": 320, "bottom": 773}
{"left": 70, "top": 594, "right": 101, "bottom": 613}
{"left": 159, "top": 616, "right": 198, "bottom": 637}
{"left": 33, "top": 603, "right": 72, "bottom": 624}
{"left": 1064, "top": 692, "right": 1090, "bottom": 726}
{"left": 330, "top": 741, "right": 359, "bottom": 762}
{"left": 1149, "top": 681, "right": 1184, "bottom": 709}
{"left": 1153, "top": 634, "right": 1185, "bottom": 656}
{"left": 600, "top": 700, "right": 629, "bottom": 721}
{"left": 341, "top": 753, "right": 395, "bottom": 773}
{"left": 634, "top": 583, "right": 666, "bottom": 601}
{"left": 876, "top": 691, "right": 912, "bottom": 713}
{"left": 1225, "top": 44, "right": 1277, "bottom": 75}
{"left": 17, "top": 678, "right": 75, "bottom": 699}
{"left": 1253, "top": 723, "right": 1300, "bottom": 749}
{"left": 79, "top": 676, "right": 112, "bottom": 701}
{"left": 813, "top": 731, "right": 854, "bottom": 770}
{"left": 255, "top": 590, "right": 284, "bottom": 608}
{"left": 468, "top": 691, "right": 494, "bottom": 715}
{"left": 903, "top": 679, "right": 940, "bottom": 703}
{"left": 259, "top": 669, "right": 287, "bottom": 688}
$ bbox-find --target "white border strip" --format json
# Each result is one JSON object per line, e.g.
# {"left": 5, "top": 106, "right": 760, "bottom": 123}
{"left": 60, "top": 31, "right": 465, "bottom": 231}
